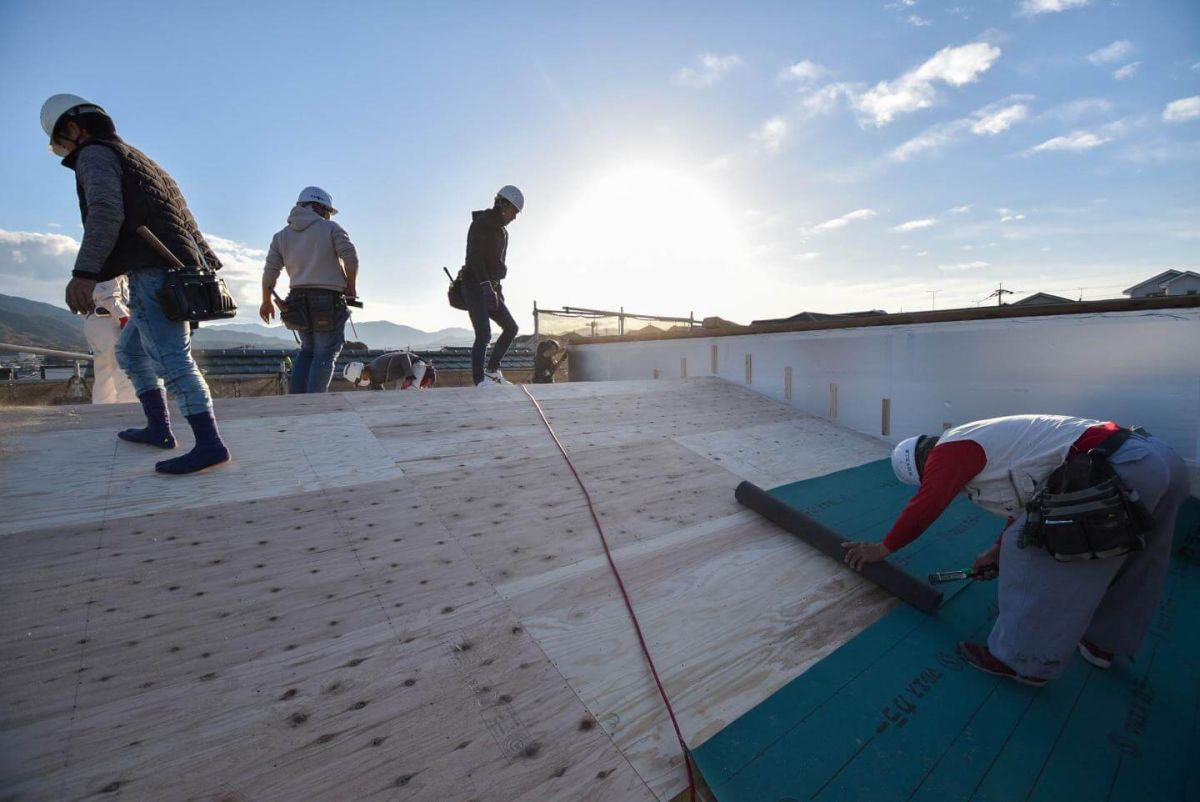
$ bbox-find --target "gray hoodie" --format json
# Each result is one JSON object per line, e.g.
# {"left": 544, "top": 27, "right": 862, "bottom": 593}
{"left": 262, "top": 204, "right": 359, "bottom": 292}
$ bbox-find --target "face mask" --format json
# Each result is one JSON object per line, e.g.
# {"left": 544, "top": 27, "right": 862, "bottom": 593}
{"left": 50, "top": 141, "right": 70, "bottom": 157}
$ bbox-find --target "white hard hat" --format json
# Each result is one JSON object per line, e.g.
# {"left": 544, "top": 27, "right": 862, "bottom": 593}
{"left": 891, "top": 436, "right": 924, "bottom": 486}
{"left": 297, "top": 186, "right": 338, "bottom": 215}
{"left": 343, "top": 361, "right": 365, "bottom": 385}
{"left": 496, "top": 185, "right": 524, "bottom": 212}
{"left": 40, "top": 93, "right": 107, "bottom": 138}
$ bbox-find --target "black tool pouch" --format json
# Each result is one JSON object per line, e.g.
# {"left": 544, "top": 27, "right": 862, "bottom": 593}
{"left": 280, "top": 290, "right": 346, "bottom": 332}
{"left": 448, "top": 270, "right": 468, "bottom": 311}
{"left": 156, "top": 267, "right": 238, "bottom": 323}
{"left": 1021, "top": 432, "right": 1154, "bottom": 562}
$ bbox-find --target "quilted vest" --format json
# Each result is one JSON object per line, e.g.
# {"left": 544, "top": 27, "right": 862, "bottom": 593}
{"left": 66, "top": 138, "right": 217, "bottom": 280}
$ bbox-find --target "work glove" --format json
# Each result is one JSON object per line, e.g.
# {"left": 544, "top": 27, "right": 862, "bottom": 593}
{"left": 480, "top": 281, "right": 499, "bottom": 312}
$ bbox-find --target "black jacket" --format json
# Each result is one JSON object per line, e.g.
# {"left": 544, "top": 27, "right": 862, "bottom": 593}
{"left": 65, "top": 138, "right": 220, "bottom": 280}
{"left": 461, "top": 208, "right": 508, "bottom": 285}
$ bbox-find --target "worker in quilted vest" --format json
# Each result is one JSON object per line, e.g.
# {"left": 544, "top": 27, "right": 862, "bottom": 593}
{"left": 42, "top": 94, "right": 230, "bottom": 475}
{"left": 842, "top": 414, "right": 1189, "bottom": 686}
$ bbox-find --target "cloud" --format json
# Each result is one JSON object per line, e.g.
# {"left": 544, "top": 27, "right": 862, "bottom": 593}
{"left": 811, "top": 208, "right": 877, "bottom": 232}
{"left": 1025, "top": 130, "right": 1110, "bottom": 154}
{"left": 0, "top": 230, "right": 81, "bottom": 278}
{"left": 1113, "top": 62, "right": 1140, "bottom": 80}
{"left": 752, "top": 117, "right": 789, "bottom": 155}
{"left": 1087, "top": 40, "right": 1133, "bottom": 66}
{"left": 948, "top": 204, "right": 973, "bottom": 214}
{"left": 794, "top": 251, "right": 821, "bottom": 261}
{"left": 853, "top": 42, "right": 1002, "bottom": 126}
{"left": 201, "top": 234, "right": 268, "bottom": 313}
{"left": 674, "top": 53, "right": 743, "bottom": 87}
{"left": 998, "top": 208, "right": 1026, "bottom": 222}
{"left": 890, "top": 97, "right": 1031, "bottom": 161}
{"left": 938, "top": 260, "right": 989, "bottom": 271}
{"left": 972, "top": 102, "right": 1031, "bottom": 134}
{"left": 779, "top": 59, "right": 827, "bottom": 84}
{"left": 908, "top": 15, "right": 932, "bottom": 27}
{"left": 1019, "top": 0, "right": 1089, "bottom": 17}
{"left": 893, "top": 218, "right": 938, "bottom": 232}
{"left": 1042, "top": 98, "right": 1113, "bottom": 122}
{"left": 797, "top": 82, "right": 857, "bottom": 115}
{"left": 1163, "top": 96, "right": 1200, "bottom": 123}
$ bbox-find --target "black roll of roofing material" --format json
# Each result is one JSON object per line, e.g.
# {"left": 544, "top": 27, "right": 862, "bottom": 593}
{"left": 735, "top": 480, "right": 944, "bottom": 615}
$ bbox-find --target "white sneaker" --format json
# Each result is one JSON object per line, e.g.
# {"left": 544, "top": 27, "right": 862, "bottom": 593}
{"left": 475, "top": 379, "right": 496, "bottom": 388}
{"left": 483, "top": 369, "right": 512, "bottom": 385}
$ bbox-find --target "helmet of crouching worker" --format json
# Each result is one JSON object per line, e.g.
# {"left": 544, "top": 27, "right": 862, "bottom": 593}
{"left": 891, "top": 434, "right": 939, "bottom": 486}
{"left": 343, "top": 361, "right": 370, "bottom": 387}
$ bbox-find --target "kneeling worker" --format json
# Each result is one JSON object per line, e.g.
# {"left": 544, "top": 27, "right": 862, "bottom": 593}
{"left": 842, "top": 414, "right": 1189, "bottom": 686}
{"left": 343, "top": 352, "right": 436, "bottom": 391}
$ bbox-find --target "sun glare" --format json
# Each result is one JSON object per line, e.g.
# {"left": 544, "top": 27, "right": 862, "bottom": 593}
{"left": 535, "top": 163, "right": 746, "bottom": 313}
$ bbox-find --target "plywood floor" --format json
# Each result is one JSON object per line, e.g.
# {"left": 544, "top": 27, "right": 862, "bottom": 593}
{"left": 0, "top": 378, "right": 895, "bottom": 801}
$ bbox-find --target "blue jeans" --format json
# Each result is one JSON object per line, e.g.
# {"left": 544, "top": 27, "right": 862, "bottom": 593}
{"left": 290, "top": 326, "right": 345, "bottom": 394}
{"left": 116, "top": 269, "right": 213, "bottom": 416}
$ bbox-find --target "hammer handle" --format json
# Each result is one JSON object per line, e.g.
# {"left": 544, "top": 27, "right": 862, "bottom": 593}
{"left": 136, "top": 226, "right": 188, "bottom": 269}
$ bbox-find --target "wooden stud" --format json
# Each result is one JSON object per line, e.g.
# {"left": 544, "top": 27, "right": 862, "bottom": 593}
{"left": 653, "top": 368, "right": 660, "bottom": 380}
{"left": 829, "top": 383, "right": 838, "bottom": 420}
{"left": 744, "top": 354, "right": 752, "bottom": 385}
{"left": 680, "top": 358, "right": 687, "bottom": 379}
{"left": 881, "top": 397, "right": 891, "bottom": 436}
{"left": 784, "top": 367, "right": 792, "bottom": 401}
{"left": 710, "top": 345, "right": 718, "bottom": 376}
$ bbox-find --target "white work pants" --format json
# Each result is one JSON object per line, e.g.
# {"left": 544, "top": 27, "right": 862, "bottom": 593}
{"left": 85, "top": 313, "right": 138, "bottom": 405}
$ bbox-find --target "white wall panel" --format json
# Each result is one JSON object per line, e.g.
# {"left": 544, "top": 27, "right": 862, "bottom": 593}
{"left": 571, "top": 310, "right": 1200, "bottom": 479}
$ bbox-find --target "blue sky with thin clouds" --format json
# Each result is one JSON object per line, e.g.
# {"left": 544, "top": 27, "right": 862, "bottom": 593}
{"left": 1, "top": 0, "right": 1197, "bottom": 329}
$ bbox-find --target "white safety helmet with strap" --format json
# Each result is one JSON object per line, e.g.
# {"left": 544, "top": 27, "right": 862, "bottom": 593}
{"left": 40, "top": 94, "right": 108, "bottom": 154}
{"left": 496, "top": 184, "right": 524, "bottom": 212}
{"left": 343, "top": 361, "right": 368, "bottom": 386}
{"left": 297, "top": 186, "right": 338, "bottom": 215}
{"left": 891, "top": 435, "right": 925, "bottom": 486}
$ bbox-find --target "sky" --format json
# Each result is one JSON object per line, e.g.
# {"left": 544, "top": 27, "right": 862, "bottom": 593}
{"left": 1, "top": 0, "right": 1198, "bottom": 331}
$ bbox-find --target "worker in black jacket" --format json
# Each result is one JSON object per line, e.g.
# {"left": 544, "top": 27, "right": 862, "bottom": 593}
{"left": 458, "top": 185, "right": 522, "bottom": 386}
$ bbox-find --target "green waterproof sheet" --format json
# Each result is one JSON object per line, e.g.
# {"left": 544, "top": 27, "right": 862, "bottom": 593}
{"left": 694, "top": 459, "right": 1200, "bottom": 802}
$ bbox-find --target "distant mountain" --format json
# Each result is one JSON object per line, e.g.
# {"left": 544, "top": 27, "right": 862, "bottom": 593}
{"left": 0, "top": 293, "right": 475, "bottom": 353}
{"left": 0, "top": 293, "right": 88, "bottom": 351}
{"left": 202, "top": 321, "right": 476, "bottom": 349}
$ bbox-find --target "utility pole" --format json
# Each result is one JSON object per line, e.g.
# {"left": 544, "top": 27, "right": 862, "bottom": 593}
{"left": 927, "top": 290, "right": 939, "bottom": 311}
{"left": 985, "top": 283, "right": 1015, "bottom": 306}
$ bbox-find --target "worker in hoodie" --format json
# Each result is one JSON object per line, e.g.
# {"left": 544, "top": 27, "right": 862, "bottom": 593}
{"left": 458, "top": 185, "right": 523, "bottom": 386}
{"left": 260, "top": 187, "right": 360, "bottom": 394}
{"left": 40, "top": 93, "right": 230, "bottom": 475}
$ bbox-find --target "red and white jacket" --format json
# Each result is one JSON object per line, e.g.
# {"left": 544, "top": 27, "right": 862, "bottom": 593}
{"left": 882, "top": 414, "right": 1121, "bottom": 552}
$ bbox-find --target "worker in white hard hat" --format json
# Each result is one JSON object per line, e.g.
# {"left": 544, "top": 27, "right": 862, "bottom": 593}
{"left": 84, "top": 276, "right": 138, "bottom": 404}
{"left": 842, "top": 415, "right": 1188, "bottom": 687}
{"left": 343, "top": 352, "right": 436, "bottom": 390}
{"left": 39, "top": 93, "right": 230, "bottom": 475}
{"left": 260, "top": 186, "right": 360, "bottom": 394}
{"left": 456, "top": 185, "right": 523, "bottom": 387}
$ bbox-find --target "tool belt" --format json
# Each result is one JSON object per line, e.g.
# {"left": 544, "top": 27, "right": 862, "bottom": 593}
{"left": 280, "top": 288, "right": 348, "bottom": 333}
{"left": 1020, "top": 428, "right": 1154, "bottom": 562}
{"left": 156, "top": 267, "right": 238, "bottom": 323}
